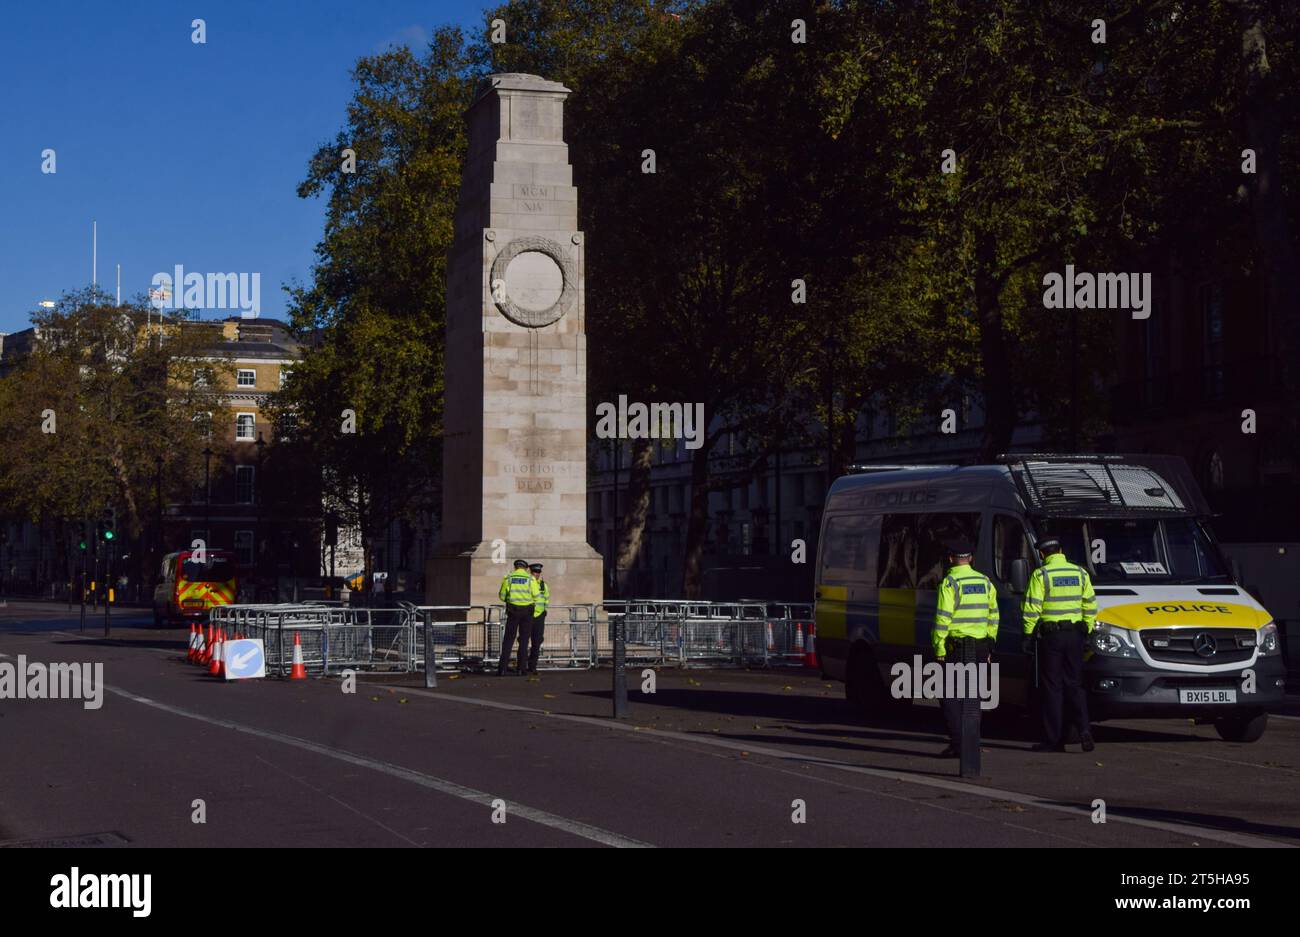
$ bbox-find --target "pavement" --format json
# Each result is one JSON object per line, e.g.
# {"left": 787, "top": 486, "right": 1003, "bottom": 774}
{"left": 2, "top": 600, "right": 1298, "bottom": 848}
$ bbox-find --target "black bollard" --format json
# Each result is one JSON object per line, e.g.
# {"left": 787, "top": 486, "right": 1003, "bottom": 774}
{"left": 612, "top": 613, "right": 628, "bottom": 719}
{"left": 959, "top": 637, "right": 981, "bottom": 778}
{"left": 424, "top": 610, "right": 437, "bottom": 689}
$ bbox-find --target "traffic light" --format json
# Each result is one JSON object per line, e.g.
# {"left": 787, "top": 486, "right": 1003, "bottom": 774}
{"left": 78, "top": 521, "right": 88, "bottom": 551}
{"left": 101, "top": 508, "right": 115, "bottom": 543}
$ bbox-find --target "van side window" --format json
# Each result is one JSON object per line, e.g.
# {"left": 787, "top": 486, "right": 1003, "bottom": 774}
{"left": 878, "top": 514, "right": 917, "bottom": 589}
{"left": 993, "top": 514, "right": 1031, "bottom": 582}
{"left": 916, "top": 513, "right": 982, "bottom": 589}
{"left": 820, "top": 514, "right": 871, "bottom": 580}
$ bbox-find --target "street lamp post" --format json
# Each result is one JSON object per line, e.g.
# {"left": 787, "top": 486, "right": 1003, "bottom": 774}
{"left": 155, "top": 454, "right": 164, "bottom": 557}
{"left": 255, "top": 431, "right": 266, "bottom": 592}
{"left": 821, "top": 334, "right": 841, "bottom": 492}
{"left": 202, "top": 446, "right": 214, "bottom": 546}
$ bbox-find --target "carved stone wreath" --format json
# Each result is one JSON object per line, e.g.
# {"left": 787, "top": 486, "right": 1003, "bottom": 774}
{"left": 489, "top": 235, "right": 577, "bottom": 328}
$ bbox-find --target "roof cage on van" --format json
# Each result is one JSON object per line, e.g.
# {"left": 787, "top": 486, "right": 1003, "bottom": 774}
{"left": 847, "top": 464, "right": 959, "bottom": 474}
{"left": 997, "top": 453, "right": 1213, "bottom": 518}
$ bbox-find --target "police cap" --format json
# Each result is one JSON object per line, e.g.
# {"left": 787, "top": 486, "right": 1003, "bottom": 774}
{"left": 529, "top": 563, "right": 543, "bottom": 572}
{"left": 1036, "top": 536, "right": 1062, "bottom": 552}
{"left": 944, "top": 538, "right": 974, "bottom": 557}
{"left": 513, "top": 559, "right": 529, "bottom": 569}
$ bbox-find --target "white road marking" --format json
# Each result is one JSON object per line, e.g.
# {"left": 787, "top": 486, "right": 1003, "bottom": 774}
{"left": 383, "top": 684, "right": 1295, "bottom": 849}
{"left": 104, "top": 684, "right": 650, "bottom": 849}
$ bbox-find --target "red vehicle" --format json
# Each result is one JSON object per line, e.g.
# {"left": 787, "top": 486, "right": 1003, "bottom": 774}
{"left": 152, "top": 549, "right": 239, "bottom": 626}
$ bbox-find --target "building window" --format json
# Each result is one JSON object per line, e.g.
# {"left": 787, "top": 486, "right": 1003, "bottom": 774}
{"left": 234, "top": 530, "right": 254, "bottom": 566}
{"left": 279, "top": 367, "right": 290, "bottom": 389}
{"left": 237, "top": 369, "right": 256, "bottom": 387}
{"left": 236, "top": 413, "right": 256, "bottom": 440}
{"left": 235, "top": 465, "right": 255, "bottom": 504}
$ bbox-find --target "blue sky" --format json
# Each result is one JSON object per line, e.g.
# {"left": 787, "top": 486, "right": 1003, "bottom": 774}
{"left": 0, "top": 0, "right": 489, "bottom": 334}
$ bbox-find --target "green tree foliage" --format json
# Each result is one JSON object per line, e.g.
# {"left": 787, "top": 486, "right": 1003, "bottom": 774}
{"left": 278, "top": 29, "right": 480, "bottom": 586}
{"left": 0, "top": 289, "right": 226, "bottom": 584}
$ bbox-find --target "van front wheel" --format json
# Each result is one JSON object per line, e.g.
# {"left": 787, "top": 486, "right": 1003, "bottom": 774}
{"left": 1214, "top": 709, "right": 1267, "bottom": 743}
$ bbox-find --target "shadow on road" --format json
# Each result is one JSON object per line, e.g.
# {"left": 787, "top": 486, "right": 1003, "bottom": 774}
{"left": 572, "top": 684, "right": 1231, "bottom": 750}
{"left": 53, "top": 637, "right": 187, "bottom": 653}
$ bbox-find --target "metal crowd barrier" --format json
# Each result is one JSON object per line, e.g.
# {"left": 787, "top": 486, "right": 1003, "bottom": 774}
{"left": 208, "top": 599, "right": 821, "bottom": 678}
{"left": 594, "top": 600, "right": 816, "bottom": 668}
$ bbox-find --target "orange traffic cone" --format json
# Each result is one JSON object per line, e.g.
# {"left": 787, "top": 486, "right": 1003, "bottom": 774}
{"left": 202, "top": 624, "right": 214, "bottom": 664}
{"left": 805, "top": 623, "right": 818, "bottom": 668}
{"left": 793, "top": 622, "right": 805, "bottom": 656}
{"left": 209, "top": 631, "right": 223, "bottom": 676}
{"left": 187, "top": 624, "right": 197, "bottom": 662}
{"left": 218, "top": 630, "right": 228, "bottom": 677}
{"left": 290, "top": 632, "right": 307, "bottom": 680}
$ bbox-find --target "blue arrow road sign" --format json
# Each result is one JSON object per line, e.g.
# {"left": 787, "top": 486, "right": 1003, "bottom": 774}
{"left": 223, "top": 639, "right": 266, "bottom": 680}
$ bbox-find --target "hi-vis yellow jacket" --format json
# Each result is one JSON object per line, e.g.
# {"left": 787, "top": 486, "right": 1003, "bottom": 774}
{"left": 1022, "top": 553, "right": 1097, "bottom": 633}
{"left": 500, "top": 569, "right": 540, "bottom": 608}
{"left": 533, "top": 580, "right": 550, "bottom": 617}
{"left": 933, "top": 564, "right": 999, "bottom": 657}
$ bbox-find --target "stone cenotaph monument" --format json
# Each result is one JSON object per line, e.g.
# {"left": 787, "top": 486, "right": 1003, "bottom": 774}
{"left": 427, "top": 73, "right": 604, "bottom": 609}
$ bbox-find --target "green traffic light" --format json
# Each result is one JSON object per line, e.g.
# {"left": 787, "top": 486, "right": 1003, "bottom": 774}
{"left": 79, "top": 541, "right": 87, "bottom": 551}
{"left": 104, "top": 530, "right": 114, "bottom": 541}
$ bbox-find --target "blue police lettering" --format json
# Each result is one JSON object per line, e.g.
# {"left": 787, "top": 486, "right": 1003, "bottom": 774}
{"left": 961, "top": 583, "right": 986, "bottom": 594}
{"left": 1052, "top": 575, "right": 1080, "bottom": 587}
{"left": 1143, "top": 604, "right": 1230, "bottom": 614}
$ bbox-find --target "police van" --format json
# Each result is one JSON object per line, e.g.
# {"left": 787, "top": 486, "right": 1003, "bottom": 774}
{"left": 813, "top": 454, "right": 1285, "bottom": 742}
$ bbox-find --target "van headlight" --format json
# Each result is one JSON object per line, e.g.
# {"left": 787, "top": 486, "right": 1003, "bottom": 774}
{"left": 1092, "top": 621, "right": 1139, "bottom": 659}
{"left": 1258, "top": 622, "right": 1281, "bottom": 656}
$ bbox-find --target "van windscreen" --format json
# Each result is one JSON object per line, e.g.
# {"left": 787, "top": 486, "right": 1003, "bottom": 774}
{"left": 1040, "top": 518, "right": 1229, "bottom": 585}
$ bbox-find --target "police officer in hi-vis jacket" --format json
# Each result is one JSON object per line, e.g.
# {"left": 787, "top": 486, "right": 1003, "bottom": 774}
{"left": 932, "top": 538, "right": 998, "bottom": 758}
{"left": 498, "top": 560, "right": 539, "bottom": 676}
{"left": 1022, "top": 536, "right": 1097, "bottom": 752}
{"left": 521, "top": 563, "right": 550, "bottom": 675}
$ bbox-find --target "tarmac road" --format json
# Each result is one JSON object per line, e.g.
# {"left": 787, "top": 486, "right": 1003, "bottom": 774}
{"left": 1, "top": 601, "right": 1296, "bottom": 847}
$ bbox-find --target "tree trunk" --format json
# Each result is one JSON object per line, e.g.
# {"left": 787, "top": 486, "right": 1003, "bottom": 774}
{"left": 613, "top": 437, "right": 653, "bottom": 595}
{"left": 1235, "top": 3, "right": 1300, "bottom": 445}
{"left": 975, "top": 235, "right": 1017, "bottom": 461}
{"left": 681, "top": 443, "right": 713, "bottom": 599}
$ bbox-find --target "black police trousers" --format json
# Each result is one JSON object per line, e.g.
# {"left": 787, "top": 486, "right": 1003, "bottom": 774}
{"left": 939, "top": 637, "right": 994, "bottom": 744}
{"left": 521, "top": 612, "right": 546, "bottom": 672}
{"left": 499, "top": 604, "right": 533, "bottom": 673}
{"left": 1038, "top": 627, "right": 1090, "bottom": 745}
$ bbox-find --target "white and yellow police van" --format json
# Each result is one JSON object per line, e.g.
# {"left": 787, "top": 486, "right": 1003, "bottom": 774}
{"left": 814, "top": 454, "right": 1285, "bottom": 742}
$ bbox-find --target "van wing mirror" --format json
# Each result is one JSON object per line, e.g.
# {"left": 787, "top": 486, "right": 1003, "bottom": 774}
{"left": 1010, "top": 558, "right": 1029, "bottom": 594}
